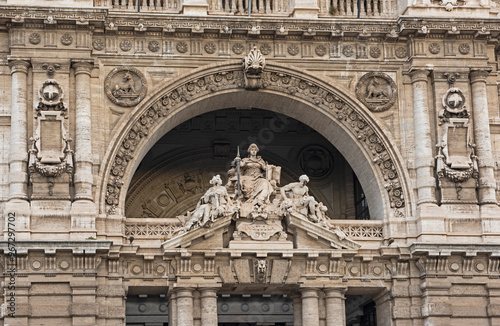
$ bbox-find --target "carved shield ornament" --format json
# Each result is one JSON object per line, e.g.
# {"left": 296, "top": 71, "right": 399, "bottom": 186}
{"left": 105, "top": 67, "right": 148, "bottom": 107}
{"left": 39, "top": 79, "right": 64, "bottom": 106}
{"left": 355, "top": 72, "right": 397, "bottom": 112}
{"left": 442, "top": 87, "right": 466, "bottom": 114}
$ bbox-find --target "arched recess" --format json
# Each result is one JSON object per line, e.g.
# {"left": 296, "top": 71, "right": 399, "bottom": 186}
{"left": 97, "top": 62, "right": 412, "bottom": 222}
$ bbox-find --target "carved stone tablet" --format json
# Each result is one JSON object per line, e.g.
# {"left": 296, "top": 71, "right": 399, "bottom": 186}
{"left": 105, "top": 67, "right": 148, "bottom": 107}
{"left": 355, "top": 72, "right": 397, "bottom": 112}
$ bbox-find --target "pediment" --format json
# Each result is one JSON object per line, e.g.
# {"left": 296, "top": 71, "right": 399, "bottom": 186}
{"left": 162, "top": 212, "right": 360, "bottom": 252}
{"left": 285, "top": 215, "right": 361, "bottom": 250}
{"left": 162, "top": 215, "right": 233, "bottom": 249}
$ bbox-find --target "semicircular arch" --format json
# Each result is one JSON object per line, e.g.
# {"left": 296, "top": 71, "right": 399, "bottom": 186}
{"left": 97, "top": 62, "right": 412, "bottom": 222}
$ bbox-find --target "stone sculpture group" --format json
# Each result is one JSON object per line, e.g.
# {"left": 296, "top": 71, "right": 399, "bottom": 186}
{"left": 176, "top": 143, "right": 346, "bottom": 240}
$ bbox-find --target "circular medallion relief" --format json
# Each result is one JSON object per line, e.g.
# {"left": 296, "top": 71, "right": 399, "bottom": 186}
{"left": 355, "top": 72, "right": 397, "bottom": 112}
{"left": 120, "top": 40, "right": 132, "bottom": 52}
{"left": 204, "top": 42, "right": 217, "bottom": 54}
{"left": 29, "top": 33, "right": 41, "bottom": 45}
{"left": 32, "top": 260, "right": 42, "bottom": 270}
{"left": 148, "top": 40, "right": 160, "bottom": 52}
{"left": 288, "top": 44, "right": 299, "bottom": 56}
{"left": 429, "top": 42, "right": 441, "bottom": 54}
{"left": 59, "top": 260, "right": 70, "bottom": 270}
{"left": 299, "top": 145, "right": 333, "bottom": 178}
{"left": 458, "top": 43, "right": 470, "bottom": 55}
{"left": 105, "top": 67, "right": 148, "bottom": 107}
{"left": 232, "top": 43, "right": 245, "bottom": 55}
{"left": 315, "top": 45, "right": 327, "bottom": 56}
{"left": 60, "top": 33, "right": 73, "bottom": 46}
{"left": 260, "top": 43, "right": 272, "bottom": 55}
{"left": 92, "top": 39, "right": 105, "bottom": 51}
{"left": 395, "top": 47, "right": 407, "bottom": 59}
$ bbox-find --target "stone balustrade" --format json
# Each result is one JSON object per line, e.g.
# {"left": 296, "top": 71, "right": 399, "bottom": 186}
{"left": 125, "top": 218, "right": 384, "bottom": 241}
{"left": 93, "top": 0, "right": 394, "bottom": 17}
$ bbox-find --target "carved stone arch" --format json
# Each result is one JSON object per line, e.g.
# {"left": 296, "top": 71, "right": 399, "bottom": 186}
{"left": 97, "top": 62, "right": 412, "bottom": 222}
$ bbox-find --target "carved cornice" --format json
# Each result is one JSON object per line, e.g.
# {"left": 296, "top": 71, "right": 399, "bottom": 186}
{"left": 104, "top": 64, "right": 406, "bottom": 216}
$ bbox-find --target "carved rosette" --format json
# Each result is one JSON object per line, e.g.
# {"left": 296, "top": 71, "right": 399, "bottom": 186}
{"left": 355, "top": 72, "right": 397, "bottom": 112}
{"left": 104, "top": 66, "right": 148, "bottom": 107}
{"left": 105, "top": 65, "right": 405, "bottom": 215}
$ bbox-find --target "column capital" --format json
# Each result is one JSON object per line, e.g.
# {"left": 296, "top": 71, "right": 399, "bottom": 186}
{"left": 470, "top": 68, "right": 491, "bottom": 84}
{"left": 299, "top": 287, "right": 320, "bottom": 298}
{"left": 323, "top": 288, "right": 347, "bottom": 299}
{"left": 199, "top": 288, "right": 218, "bottom": 298}
{"left": 8, "top": 59, "right": 30, "bottom": 74}
{"left": 408, "top": 68, "right": 430, "bottom": 83}
{"left": 72, "top": 60, "right": 94, "bottom": 76}
{"left": 173, "top": 287, "right": 195, "bottom": 298}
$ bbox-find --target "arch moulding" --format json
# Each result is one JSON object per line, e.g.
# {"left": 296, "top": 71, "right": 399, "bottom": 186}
{"left": 97, "top": 61, "right": 412, "bottom": 223}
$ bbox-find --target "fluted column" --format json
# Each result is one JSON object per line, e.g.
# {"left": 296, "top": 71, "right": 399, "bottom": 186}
{"left": 8, "top": 60, "right": 30, "bottom": 200}
{"left": 200, "top": 288, "right": 218, "bottom": 326}
{"left": 301, "top": 288, "right": 320, "bottom": 326}
{"left": 324, "top": 288, "right": 346, "bottom": 326}
{"left": 409, "top": 69, "right": 437, "bottom": 205}
{"left": 176, "top": 288, "right": 195, "bottom": 326}
{"left": 72, "top": 60, "right": 94, "bottom": 201}
{"left": 470, "top": 69, "right": 497, "bottom": 205}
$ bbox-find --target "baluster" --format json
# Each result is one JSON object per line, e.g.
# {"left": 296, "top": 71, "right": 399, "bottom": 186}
{"left": 239, "top": 0, "right": 245, "bottom": 14}
{"left": 346, "top": 0, "right": 351, "bottom": 16}
{"left": 366, "top": 0, "right": 372, "bottom": 16}
{"left": 359, "top": 0, "right": 364, "bottom": 16}
{"left": 338, "top": 0, "right": 344, "bottom": 15}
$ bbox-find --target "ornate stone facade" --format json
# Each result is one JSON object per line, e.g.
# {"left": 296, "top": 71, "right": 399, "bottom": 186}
{"left": 1, "top": 1, "right": 500, "bottom": 325}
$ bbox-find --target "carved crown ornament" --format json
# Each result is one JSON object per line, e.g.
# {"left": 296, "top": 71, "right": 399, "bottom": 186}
{"left": 104, "top": 64, "right": 406, "bottom": 217}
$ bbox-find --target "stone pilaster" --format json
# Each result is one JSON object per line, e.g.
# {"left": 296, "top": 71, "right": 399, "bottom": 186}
{"left": 176, "top": 288, "right": 195, "bottom": 326}
{"left": 5, "top": 59, "right": 31, "bottom": 239}
{"left": 8, "top": 59, "right": 30, "bottom": 201}
{"left": 72, "top": 60, "right": 94, "bottom": 202}
{"left": 420, "top": 282, "right": 452, "bottom": 326}
{"left": 200, "top": 288, "right": 218, "bottom": 326}
{"left": 470, "top": 69, "right": 497, "bottom": 205}
{"left": 301, "top": 288, "right": 320, "bottom": 326}
{"left": 70, "top": 60, "right": 97, "bottom": 239}
{"left": 291, "top": 294, "right": 302, "bottom": 326}
{"left": 409, "top": 68, "right": 437, "bottom": 206}
{"left": 324, "top": 288, "right": 346, "bottom": 326}
{"left": 168, "top": 292, "right": 177, "bottom": 326}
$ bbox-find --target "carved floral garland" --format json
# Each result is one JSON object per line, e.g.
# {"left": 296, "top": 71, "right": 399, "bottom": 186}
{"left": 105, "top": 67, "right": 405, "bottom": 215}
